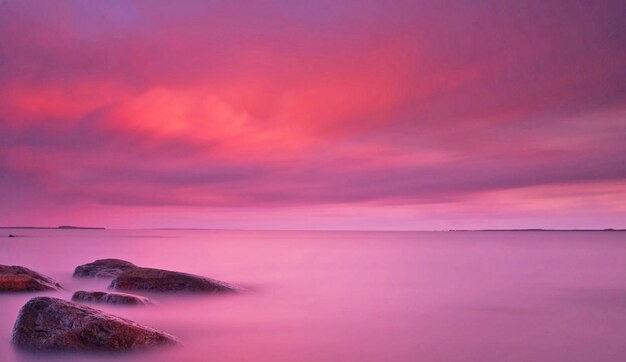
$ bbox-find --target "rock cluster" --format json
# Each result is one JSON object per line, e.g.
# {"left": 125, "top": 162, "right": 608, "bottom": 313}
{"left": 2, "top": 258, "right": 242, "bottom": 352}
{"left": 74, "top": 258, "right": 240, "bottom": 293}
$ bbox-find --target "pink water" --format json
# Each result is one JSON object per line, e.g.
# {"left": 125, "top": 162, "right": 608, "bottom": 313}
{"left": 1, "top": 229, "right": 626, "bottom": 361}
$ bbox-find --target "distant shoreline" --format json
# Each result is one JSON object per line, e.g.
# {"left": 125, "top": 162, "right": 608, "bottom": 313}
{"left": 0, "top": 226, "right": 105, "bottom": 230}
{"left": 1, "top": 227, "right": 623, "bottom": 232}
{"left": 449, "top": 228, "right": 625, "bottom": 232}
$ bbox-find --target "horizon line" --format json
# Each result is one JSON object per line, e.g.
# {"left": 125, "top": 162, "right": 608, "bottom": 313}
{"left": 2, "top": 226, "right": 625, "bottom": 232}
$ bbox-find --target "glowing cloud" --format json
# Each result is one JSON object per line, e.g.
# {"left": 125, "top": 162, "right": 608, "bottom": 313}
{"left": 0, "top": 0, "right": 624, "bottom": 228}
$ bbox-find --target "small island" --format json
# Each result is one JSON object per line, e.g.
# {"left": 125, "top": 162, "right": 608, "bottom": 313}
{"left": 57, "top": 226, "right": 106, "bottom": 230}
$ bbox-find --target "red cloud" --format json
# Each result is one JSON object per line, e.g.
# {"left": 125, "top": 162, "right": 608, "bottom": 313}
{"left": 1, "top": 0, "right": 624, "bottom": 228}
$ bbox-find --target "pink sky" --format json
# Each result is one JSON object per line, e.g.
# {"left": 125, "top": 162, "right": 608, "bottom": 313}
{"left": 1, "top": 1, "right": 625, "bottom": 229}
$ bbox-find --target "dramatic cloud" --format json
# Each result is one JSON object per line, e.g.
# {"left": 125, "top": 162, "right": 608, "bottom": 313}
{"left": 1, "top": 0, "right": 625, "bottom": 229}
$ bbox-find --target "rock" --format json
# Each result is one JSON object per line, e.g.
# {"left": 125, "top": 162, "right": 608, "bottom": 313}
{"left": 0, "top": 265, "right": 62, "bottom": 292}
{"left": 12, "top": 297, "right": 179, "bottom": 351}
{"left": 76, "top": 259, "right": 241, "bottom": 293}
{"left": 8, "top": 234, "right": 15, "bottom": 237}
{"left": 109, "top": 267, "right": 239, "bottom": 293}
{"left": 72, "top": 290, "right": 153, "bottom": 305}
{"left": 73, "top": 259, "right": 137, "bottom": 278}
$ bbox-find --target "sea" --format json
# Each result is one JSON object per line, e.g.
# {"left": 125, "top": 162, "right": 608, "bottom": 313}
{"left": 1, "top": 229, "right": 625, "bottom": 361}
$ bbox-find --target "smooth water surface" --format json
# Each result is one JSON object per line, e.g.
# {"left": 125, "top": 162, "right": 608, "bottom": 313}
{"left": 1, "top": 229, "right": 625, "bottom": 361}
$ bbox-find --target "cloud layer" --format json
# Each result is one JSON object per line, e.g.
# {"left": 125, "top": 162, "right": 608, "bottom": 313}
{"left": 1, "top": 0, "right": 625, "bottom": 228}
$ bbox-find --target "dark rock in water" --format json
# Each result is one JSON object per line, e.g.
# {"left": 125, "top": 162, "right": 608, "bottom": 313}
{"left": 8, "top": 234, "right": 15, "bottom": 237}
{"left": 75, "top": 259, "right": 241, "bottom": 293}
{"left": 72, "top": 290, "right": 153, "bottom": 305}
{"left": 12, "top": 297, "right": 179, "bottom": 351}
{"left": 0, "top": 265, "right": 62, "bottom": 292}
{"left": 73, "top": 259, "right": 137, "bottom": 278}
{"left": 109, "top": 267, "right": 239, "bottom": 293}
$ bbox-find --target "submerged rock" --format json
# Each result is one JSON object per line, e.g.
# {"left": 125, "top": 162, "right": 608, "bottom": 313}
{"left": 109, "top": 267, "right": 239, "bottom": 293}
{"left": 12, "top": 297, "right": 179, "bottom": 351}
{"left": 73, "top": 259, "right": 137, "bottom": 278}
{"left": 8, "top": 234, "right": 15, "bottom": 237}
{"left": 0, "top": 265, "right": 62, "bottom": 292}
{"left": 72, "top": 290, "right": 153, "bottom": 305}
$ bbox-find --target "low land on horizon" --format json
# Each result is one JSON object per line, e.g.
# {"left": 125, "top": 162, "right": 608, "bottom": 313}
{"left": 2, "top": 227, "right": 623, "bottom": 232}
{"left": 0, "top": 226, "right": 105, "bottom": 230}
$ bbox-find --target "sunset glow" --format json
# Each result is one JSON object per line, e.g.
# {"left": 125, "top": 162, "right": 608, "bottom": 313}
{"left": 1, "top": 1, "right": 624, "bottom": 229}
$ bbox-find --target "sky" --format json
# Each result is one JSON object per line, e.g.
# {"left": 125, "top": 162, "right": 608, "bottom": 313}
{"left": 0, "top": 0, "right": 625, "bottom": 230}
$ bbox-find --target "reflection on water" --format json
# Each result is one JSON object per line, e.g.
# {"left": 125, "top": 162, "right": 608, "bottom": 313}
{"left": 1, "top": 229, "right": 626, "bottom": 362}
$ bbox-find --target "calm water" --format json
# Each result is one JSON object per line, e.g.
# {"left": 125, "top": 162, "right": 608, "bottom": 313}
{"left": 1, "top": 229, "right": 625, "bottom": 362}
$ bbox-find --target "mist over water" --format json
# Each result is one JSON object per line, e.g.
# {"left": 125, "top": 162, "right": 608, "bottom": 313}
{"left": 1, "top": 229, "right": 625, "bottom": 362}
